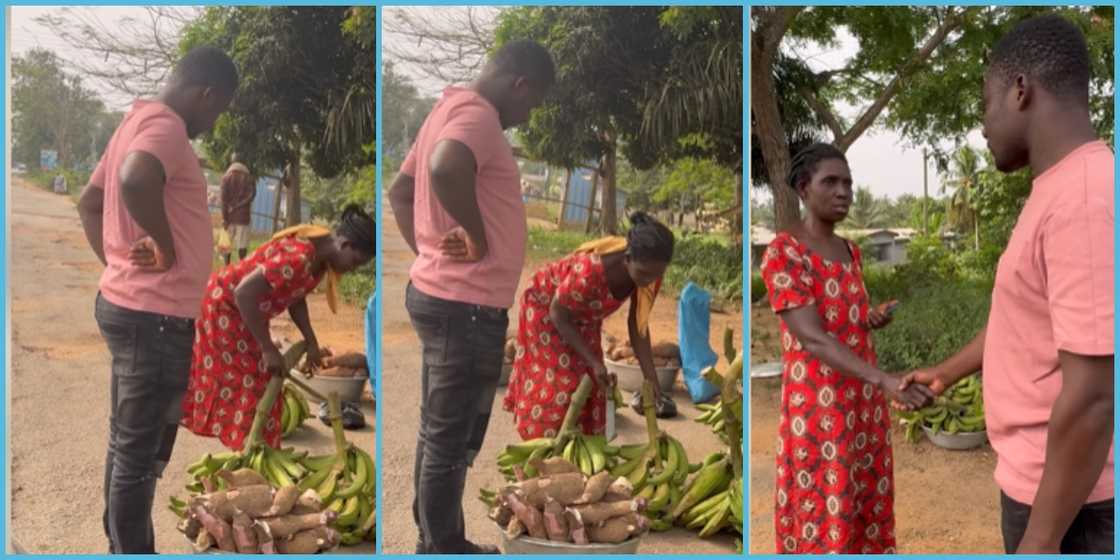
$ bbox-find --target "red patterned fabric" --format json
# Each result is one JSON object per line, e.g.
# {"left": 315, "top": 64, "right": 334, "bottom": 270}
{"left": 181, "top": 236, "right": 324, "bottom": 450}
{"left": 760, "top": 231, "right": 897, "bottom": 554}
{"left": 503, "top": 253, "right": 661, "bottom": 440}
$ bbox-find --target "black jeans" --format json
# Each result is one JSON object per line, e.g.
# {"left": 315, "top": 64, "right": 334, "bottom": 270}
{"left": 406, "top": 283, "right": 507, "bottom": 553}
{"left": 95, "top": 293, "right": 193, "bottom": 554}
{"left": 1001, "top": 491, "right": 1115, "bottom": 554}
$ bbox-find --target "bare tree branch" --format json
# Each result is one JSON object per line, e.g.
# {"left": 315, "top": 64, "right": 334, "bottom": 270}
{"left": 383, "top": 6, "right": 501, "bottom": 86}
{"left": 32, "top": 6, "right": 202, "bottom": 100}
{"left": 796, "top": 84, "right": 845, "bottom": 141}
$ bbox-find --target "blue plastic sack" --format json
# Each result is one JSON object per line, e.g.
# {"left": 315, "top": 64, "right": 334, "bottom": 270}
{"left": 678, "top": 282, "right": 721, "bottom": 403}
{"left": 365, "top": 291, "right": 377, "bottom": 400}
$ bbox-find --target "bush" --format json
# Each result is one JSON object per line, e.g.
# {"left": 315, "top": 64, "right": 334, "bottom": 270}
{"left": 750, "top": 271, "right": 767, "bottom": 303}
{"left": 26, "top": 167, "right": 91, "bottom": 198}
{"left": 340, "top": 263, "right": 375, "bottom": 306}
{"left": 872, "top": 279, "right": 991, "bottom": 373}
{"left": 664, "top": 235, "right": 742, "bottom": 303}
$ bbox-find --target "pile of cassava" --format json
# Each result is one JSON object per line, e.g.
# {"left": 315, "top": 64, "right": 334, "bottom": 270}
{"left": 308, "top": 349, "right": 368, "bottom": 379}
{"left": 177, "top": 468, "right": 341, "bottom": 554}
{"left": 604, "top": 335, "right": 681, "bottom": 368}
{"left": 489, "top": 456, "right": 650, "bottom": 545}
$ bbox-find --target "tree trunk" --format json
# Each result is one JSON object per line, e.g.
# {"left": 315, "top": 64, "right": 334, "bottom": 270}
{"left": 585, "top": 166, "right": 600, "bottom": 234}
{"left": 602, "top": 142, "right": 618, "bottom": 234}
{"left": 751, "top": 7, "right": 803, "bottom": 231}
{"left": 557, "top": 168, "right": 572, "bottom": 228}
{"left": 273, "top": 165, "right": 287, "bottom": 233}
{"left": 286, "top": 152, "right": 302, "bottom": 227}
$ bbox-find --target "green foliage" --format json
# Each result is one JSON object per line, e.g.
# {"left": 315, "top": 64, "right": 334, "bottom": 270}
{"left": 25, "top": 167, "right": 92, "bottom": 200}
{"left": 664, "top": 235, "right": 742, "bottom": 303}
{"left": 873, "top": 280, "right": 991, "bottom": 372}
{"left": 12, "top": 49, "right": 112, "bottom": 168}
{"left": 180, "top": 6, "right": 374, "bottom": 178}
{"left": 846, "top": 187, "right": 889, "bottom": 230}
{"left": 382, "top": 62, "right": 436, "bottom": 158}
{"left": 750, "top": 271, "right": 768, "bottom": 304}
{"left": 655, "top": 157, "right": 736, "bottom": 210}
{"left": 495, "top": 6, "right": 740, "bottom": 171}
{"left": 340, "top": 264, "right": 374, "bottom": 306}
{"left": 302, "top": 162, "right": 375, "bottom": 224}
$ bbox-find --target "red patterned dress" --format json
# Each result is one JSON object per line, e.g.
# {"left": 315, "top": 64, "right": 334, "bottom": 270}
{"left": 181, "top": 236, "right": 325, "bottom": 450}
{"left": 504, "top": 253, "right": 659, "bottom": 439}
{"left": 760, "top": 232, "right": 896, "bottom": 554}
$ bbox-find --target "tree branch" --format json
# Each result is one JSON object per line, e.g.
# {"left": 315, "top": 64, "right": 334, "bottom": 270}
{"left": 796, "top": 85, "right": 845, "bottom": 141}
{"left": 836, "top": 7, "right": 967, "bottom": 151}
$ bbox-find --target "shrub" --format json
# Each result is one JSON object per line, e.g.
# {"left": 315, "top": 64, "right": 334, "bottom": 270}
{"left": 750, "top": 271, "right": 767, "bottom": 303}
{"left": 873, "top": 279, "right": 991, "bottom": 373}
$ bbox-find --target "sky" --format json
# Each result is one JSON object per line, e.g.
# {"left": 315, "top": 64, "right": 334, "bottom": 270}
{"left": 9, "top": 6, "right": 182, "bottom": 111}
{"left": 763, "top": 28, "right": 989, "bottom": 203}
{"left": 382, "top": 6, "right": 495, "bottom": 98}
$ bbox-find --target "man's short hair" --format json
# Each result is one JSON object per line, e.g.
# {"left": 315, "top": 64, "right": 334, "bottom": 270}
{"left": 988, "top": 14, "right": 1091, "bottom": 103}
{"left": 172, "top": 46, "right": 239, "bottom": 96}
{"left": 489, "top": 39, "right": 556, "bottom": 90}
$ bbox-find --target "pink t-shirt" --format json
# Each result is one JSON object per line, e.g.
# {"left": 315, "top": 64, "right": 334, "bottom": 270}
{"left": 401, "top": 87, "right": 526, "bottom": 309}
{"left": 984, "top": 140, "right": 1115, "bottom": 505}
{"left": 92, "top": 100, "right": 213, "bottom": 319}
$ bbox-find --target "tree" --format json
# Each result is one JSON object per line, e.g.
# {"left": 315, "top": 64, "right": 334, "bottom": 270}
{"left": 845, "top": 187, "right": 888, "bottom": 230}
{"left": 382, "top": 61, "right": 436, "bottom": 158}
{"left": 383, "top": 6, "right": 501, "bottom": 87}
{"left": 33, "top": 7, "right": 203, "bottom": 100}
{"left": 180, "top": 6, "right": 375, "bottom": 226}
{"left": 941, "top": 146, "right": 983, "bottom": 251}
{"left": 496, "top": 6, "right": 741, "bottom": 234}
{"left": 12, "top": 48, "right": 107, "bottom": 167}
{"left": 654, "top": 158, "right": 736, "bottom": 229}
{"left": 751, "top": 7, "right": 1113, "bottom": 230}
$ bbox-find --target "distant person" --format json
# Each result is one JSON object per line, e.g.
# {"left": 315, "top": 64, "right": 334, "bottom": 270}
{"left": 761, "top": 142, "right": 932, "bottom": 554}
{"left": 53, "top": 173, "right": 68, "bottom": 194}
{"left": 221, "top": 152, "right": 255, "bottom": 265}
{"left": 388, "top": 39, "right": 555, "bottom": 554}
{"left": 504, "top": 212, "right": 676, "bottom": 441}
{"left": 76, "top": 46, "right": 238, "bottom": 554}
{"left": 900, "top": 14, "right": 1114, "bottom": 554}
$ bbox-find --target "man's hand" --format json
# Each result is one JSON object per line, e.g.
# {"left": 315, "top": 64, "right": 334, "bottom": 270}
{"left": 128, "top": 236, "right": 176, "bottom": 272}
{"left": 878, "top": 373, "right": 935, "bottom": 409}
{"left": 890, "top": 369, "right": 948, "bottom": 410}
{"left": 438, "top": 227, "right": 487, "bottom": 262}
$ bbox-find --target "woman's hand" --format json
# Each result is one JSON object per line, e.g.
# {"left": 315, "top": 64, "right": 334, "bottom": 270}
{"left": 305, "top": 342, "right": 326, "bottom": 372}
{"left": 891, "top": 368, "right": 949, "bottom": 411}
{"left": 263, "top": 347, "right": 287, "bottom": 379}
{"left": 591, "top": 361, "right": 613, "bottom": 389}
{"left": 867, "top": 300, "right": 897, "bottom": 330}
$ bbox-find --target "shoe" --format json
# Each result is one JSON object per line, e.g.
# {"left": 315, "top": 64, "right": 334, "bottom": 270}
{"left": 318, "top": 401, "right": 367, "bottom": 429}
{"left": 629, "top": 391, "right": 678, "bottom": 419}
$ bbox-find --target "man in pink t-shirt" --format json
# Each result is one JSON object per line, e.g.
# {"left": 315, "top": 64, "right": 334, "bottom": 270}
{"left": 388, "top": 39, "right": 554, "bottom": 554}
{"left": 903, "top": 15, "right": 1114, "bottom": 554}
{"left": 76, "top": 46, "right": 237, "bottom": 554}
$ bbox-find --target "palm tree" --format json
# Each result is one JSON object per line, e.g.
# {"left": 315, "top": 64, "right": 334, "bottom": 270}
{"left": 845, "top": 186, "right": 888, "bottom": 230}
{"left": 942, "top": 146, "right": 982, "bottom": 251}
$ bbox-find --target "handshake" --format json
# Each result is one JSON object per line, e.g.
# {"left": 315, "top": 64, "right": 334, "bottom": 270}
{"left": 882, "top": 368, "right": 948, "bottom": 411}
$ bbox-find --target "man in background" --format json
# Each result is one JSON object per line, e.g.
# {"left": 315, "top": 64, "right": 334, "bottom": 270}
{"left": 221, "top": 152, "right": 255, "bottom": 264}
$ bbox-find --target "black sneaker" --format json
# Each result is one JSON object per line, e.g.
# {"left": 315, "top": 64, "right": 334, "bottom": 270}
{"left": 629, "top": 391, "right": 679, "bottom": 419}
{"left": 318, "top": 401, "right": 367, "bottom": 429}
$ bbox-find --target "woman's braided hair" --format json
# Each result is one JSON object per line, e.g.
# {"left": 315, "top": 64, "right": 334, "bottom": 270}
{"left": 335, "top": 204, "right": 374, "bottom": 256}
{"left": 787, "top": 142, "right": 847, "bottom": 191}
{"left": 626, "top": 211, "right": 674, "bottom": 263}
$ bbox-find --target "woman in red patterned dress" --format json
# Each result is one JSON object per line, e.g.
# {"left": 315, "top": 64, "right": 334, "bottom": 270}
{"left": 760, "top": 144, "right": 933, "bottom": 554}
{"left": 503, "top": 213, "right": 675, "bottom": 440}
{"left": 180, "top": 205, "right": 374, "bottom": 450}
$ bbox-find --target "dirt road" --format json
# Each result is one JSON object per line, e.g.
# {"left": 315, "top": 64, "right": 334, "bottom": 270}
{"left": 379, "top": 201, "right": 741, "bottom": 554}
{"left": 748, "top": 306, "right": 1002, "bottom": 554}
{"left": 8, "top": 179, "right": 373, "bottom": 553}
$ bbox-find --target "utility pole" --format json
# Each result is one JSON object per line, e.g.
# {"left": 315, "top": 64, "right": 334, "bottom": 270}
{"left": 922, "top": 148, "right": 929, "bottom": 235}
